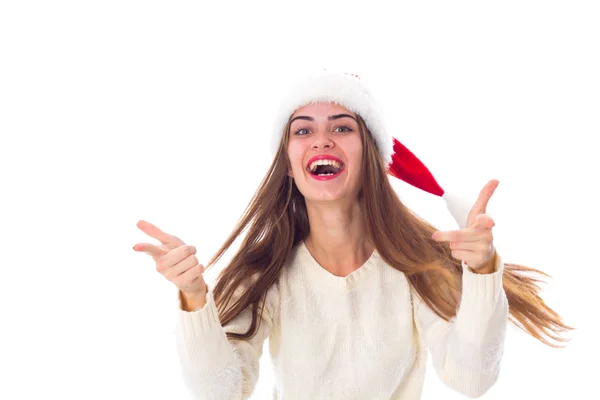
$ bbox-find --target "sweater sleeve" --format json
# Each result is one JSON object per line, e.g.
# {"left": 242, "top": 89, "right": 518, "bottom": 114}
{"left": 412, "top": 253, "right": 509, "bottom": 398}
{"left": 175, "top": 282, "right": 279, "bottom": 400}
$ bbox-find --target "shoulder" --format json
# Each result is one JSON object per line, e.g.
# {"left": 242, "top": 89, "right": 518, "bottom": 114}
{"left": 277, "top": 242, "right": 305, "bottom": 278}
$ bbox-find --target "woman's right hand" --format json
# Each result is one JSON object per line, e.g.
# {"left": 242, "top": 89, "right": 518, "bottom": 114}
{"left": 133, "top": 220, "right": 207, "bottom": 296}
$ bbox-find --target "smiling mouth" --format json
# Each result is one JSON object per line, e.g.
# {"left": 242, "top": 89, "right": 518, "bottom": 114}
{"left": 306, "top": 159, "right": 345, "bottom": 177}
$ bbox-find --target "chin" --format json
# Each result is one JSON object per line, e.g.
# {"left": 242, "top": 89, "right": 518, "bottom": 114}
{"left": 309, "top": 194, "right": 342, "bottom": 202}
{"left": 295, "top": 176, "right": 360, "bottom": 203}
{"left": 304, "top": 189, "right": 353, "bottom": 204}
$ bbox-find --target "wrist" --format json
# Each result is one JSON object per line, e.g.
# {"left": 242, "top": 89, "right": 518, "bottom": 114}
{"left": 469, "top": 251, "right": 498, "bottom": 274}
{"left": 179, "top": 287, "right": 208, "bottom": 311}
{"left": 469, "top": 265, "right": 496, "bottom": 274}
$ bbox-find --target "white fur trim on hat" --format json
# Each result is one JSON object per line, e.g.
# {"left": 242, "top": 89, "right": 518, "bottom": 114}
{"left": 271, "top": 70, "right": 395, "bottom": 167}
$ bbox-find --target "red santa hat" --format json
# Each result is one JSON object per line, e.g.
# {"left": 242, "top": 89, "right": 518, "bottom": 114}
{"left": 272, "top": 70, "right": 471, "bottom": 229}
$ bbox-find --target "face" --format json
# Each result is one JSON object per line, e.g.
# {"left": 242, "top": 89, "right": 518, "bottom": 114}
{"left": 287, "top": 102, "right": 363, "bottom": 203}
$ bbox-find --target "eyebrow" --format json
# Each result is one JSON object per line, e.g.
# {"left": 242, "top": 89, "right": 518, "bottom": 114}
{"left": 290, "top": 113, "right": 357, "bottom": 124}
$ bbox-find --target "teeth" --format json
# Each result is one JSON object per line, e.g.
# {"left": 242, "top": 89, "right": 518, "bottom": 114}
{"left": 308, "top": 159, "right": 343, "bottom": 171}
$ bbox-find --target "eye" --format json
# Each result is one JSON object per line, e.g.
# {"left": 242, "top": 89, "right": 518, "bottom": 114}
{"left": 294, "top": 128, "right": 311, "bottom": 135}
{"left": 334, "top": 125, "right": 353, "bottom": 133}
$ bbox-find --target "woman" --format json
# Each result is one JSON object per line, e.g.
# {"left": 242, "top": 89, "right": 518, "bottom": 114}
{"left": 134, "top": 71, "right": 572, "bottom": 399}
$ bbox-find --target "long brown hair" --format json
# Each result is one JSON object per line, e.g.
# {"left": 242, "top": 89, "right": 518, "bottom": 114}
{"left": 206, "top": 112, "right": 573, "bottom": 348}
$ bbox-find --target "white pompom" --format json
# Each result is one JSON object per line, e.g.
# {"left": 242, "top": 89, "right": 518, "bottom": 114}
{"left": 442, "top": 191, "right": 472, "bottom": 229}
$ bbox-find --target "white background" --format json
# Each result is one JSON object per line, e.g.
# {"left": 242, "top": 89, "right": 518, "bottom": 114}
{"left": 1, "top": 1, "right": 599, "bottom": 399}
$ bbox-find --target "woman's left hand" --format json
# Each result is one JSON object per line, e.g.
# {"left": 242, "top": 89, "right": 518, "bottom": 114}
{"left": 432, "top": 179, "right": 499, "bottom": 273}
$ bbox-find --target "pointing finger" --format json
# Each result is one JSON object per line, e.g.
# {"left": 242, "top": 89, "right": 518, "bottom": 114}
{"left": 136, "top": 220, "right": 184, "bottom": 246}
{"left": 133, "top": 242, "right": 169, "bottom": 259}
{"left": 432, "top": 228, "right": 483, "bottom": 243}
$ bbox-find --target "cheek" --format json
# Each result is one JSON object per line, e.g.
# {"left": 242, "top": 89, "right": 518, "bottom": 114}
{"left": 287, "top": 144, "right": 304, "bottom": 173}
{"left": 345, "top": 141, "right": 363, "bottom": 171}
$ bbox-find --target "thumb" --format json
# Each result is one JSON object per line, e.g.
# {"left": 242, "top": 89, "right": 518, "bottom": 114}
{"left": 466, "top": 179, "right": 499, "bottom": 226}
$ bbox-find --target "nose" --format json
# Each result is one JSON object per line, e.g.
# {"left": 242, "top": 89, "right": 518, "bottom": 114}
{"left": 311, "top": 130, "right": 335, "bottom": 150}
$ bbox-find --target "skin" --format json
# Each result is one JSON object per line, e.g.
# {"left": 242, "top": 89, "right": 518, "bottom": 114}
{"left": 287, "top": 102, "right": 375, "bottom": 276}
{"left": 433, "top": 179, "right": 500, "bottom": 274}
{"left": 288, "top": 102, "right": 498, "bottom": 276}
{"left": 131, "top": 105, "right": 498, "bottom": 305}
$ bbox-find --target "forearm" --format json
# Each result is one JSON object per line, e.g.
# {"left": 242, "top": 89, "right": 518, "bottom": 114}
{"left": 417, "top": 254, "right": 508, "bottom": 397}
{"left": 176, "top": 288, "right": 245, "bottom": 399}
{"left": 434, "top": 285, "right": 508, "bottom": 397}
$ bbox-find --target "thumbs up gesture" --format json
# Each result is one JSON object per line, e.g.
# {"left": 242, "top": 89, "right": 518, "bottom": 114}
{"left": 432, "top": 180, "right": 499, "bottom": 273}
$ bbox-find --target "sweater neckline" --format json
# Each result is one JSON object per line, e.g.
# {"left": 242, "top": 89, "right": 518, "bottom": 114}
{"left": 298, "top": 240, "right": 381, "bottom": 286}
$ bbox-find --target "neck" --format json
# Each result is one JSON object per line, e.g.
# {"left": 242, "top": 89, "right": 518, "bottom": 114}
{"left": 303, "top": 199, "right": 374, "bottom": 276}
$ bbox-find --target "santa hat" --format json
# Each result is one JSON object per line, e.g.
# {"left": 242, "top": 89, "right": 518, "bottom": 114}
{"left": 271, "top": 70, "right": 471, "bottom": 229}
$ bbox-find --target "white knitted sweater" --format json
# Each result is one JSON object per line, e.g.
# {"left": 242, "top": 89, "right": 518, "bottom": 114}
{"left": 175, "top": 241, "right": 508, "bottom": 399}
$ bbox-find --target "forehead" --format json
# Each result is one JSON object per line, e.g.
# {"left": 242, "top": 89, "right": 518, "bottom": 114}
{"left": 291, "top": 102, "right": 356, "bottom": 119}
